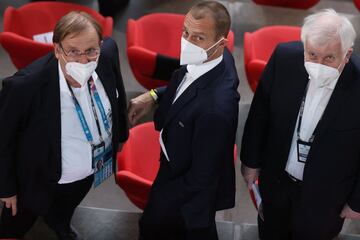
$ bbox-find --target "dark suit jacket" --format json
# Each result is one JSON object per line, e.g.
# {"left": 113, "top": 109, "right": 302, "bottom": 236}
{"left": 0, "top": 38, "right": 129, "bottom": 215}
{"left": 150, "top": 49, "right": 240, "bottom": 229}
{"left": 241, "top": 41, "right": 360, "bottom": 226}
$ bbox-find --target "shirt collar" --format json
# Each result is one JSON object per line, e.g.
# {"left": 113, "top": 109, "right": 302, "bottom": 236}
{"left": 186, "top": 55, "right": 223, "bottom": 81}
{"left": 326, "top": 75, "right": 339, "bottom": 90}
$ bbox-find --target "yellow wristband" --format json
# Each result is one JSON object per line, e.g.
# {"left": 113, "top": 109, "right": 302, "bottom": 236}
{"left": 149, "top": 89, "right": 158, "bottom": 101}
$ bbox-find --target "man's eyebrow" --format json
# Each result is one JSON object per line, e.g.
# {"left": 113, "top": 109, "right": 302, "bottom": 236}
{"left": 64, "top": 43, "right": 98, "bottom": 51}
{"left": 324, "top": 54, "right": 336, "bottom": 58}
{"left": 188, "top": 30, "right": 206, "bottom": 37}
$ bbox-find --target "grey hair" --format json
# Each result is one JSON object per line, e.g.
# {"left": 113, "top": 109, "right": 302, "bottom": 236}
{"left": 301, "top": 9, "right": 356, "bottom": 54}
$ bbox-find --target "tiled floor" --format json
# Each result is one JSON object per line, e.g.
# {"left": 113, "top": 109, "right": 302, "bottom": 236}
{"left": 1, "top": 0, "right": 360, "bottom": 238}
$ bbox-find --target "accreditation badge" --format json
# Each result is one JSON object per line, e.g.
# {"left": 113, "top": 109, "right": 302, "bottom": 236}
{"left": 93, "top": 137, "right": 113, "bottom": 187}
{"left": 296, "top": 139, "right": 311, "bottom": 163}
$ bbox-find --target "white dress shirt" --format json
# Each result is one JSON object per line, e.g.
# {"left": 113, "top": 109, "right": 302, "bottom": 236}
{"left": 285, "top": 74, "right": 339, "bottom": 180}
{"left": 59, "top": 64, "right": 112, "bottom": 184}
{"left": 160, "top": 55, "right": 223, "bottom": 161}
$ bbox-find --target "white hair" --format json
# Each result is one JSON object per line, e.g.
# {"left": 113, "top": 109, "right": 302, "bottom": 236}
{"left": 301, "top": 9, "right": 356, "bottom": 54}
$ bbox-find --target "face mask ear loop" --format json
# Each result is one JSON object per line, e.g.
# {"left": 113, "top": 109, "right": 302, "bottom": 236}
{"left": 60, "top": 52, "right": 68, "bottom": 64}
{"left": 206, "top": 37, "right": 224, "bottom": 57}
{"left": 337, "top": 50, "right": 349, "bottom": 73}
{"left": 60, "top": 53, "right": 73, "bottom": 79}
{"left": 207, "top": 47, "right": 219, "bottom": 59}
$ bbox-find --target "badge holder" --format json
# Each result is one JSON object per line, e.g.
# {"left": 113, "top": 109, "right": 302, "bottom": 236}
{"left": 296, "top": 139, "right": 311, "bottom": 163}
{"left": 93, "top": 141, "right": 113, "bottom": 187}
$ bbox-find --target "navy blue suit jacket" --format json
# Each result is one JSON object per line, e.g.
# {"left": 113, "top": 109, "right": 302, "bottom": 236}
{"left": 150, "top": 48, "right": 240, "bottom": 229}
{"left": 0, "top": 38, "right": 128, "bottom": 215}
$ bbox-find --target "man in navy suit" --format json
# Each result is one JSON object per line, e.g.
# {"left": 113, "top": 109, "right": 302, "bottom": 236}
{"left": 0, "top": 12, "right": 128, "bottom": 240}
{"left": 128, "top": 1, "right": 240, "bottom": 239}
{"left": 241, "top": 9, "right": 360, "bottom": 240}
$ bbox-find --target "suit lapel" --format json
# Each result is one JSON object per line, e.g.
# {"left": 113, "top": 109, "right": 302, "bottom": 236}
{"left": 277, "top": 60, "right": 309, "bottom": 169}
{"left": 163, "top": 60, "right": 225, "bottom": 127}
{"left": 154, "top": 66, "right": 186, "bottom": 130}
{"left": 164, "top": 84, "right": 197, "bottom": 127}
{"left": 286, "top": 63, "right": 309, "bottom": 131}
{"left": 43, "top": 58, "right": 62, "bottom": 164}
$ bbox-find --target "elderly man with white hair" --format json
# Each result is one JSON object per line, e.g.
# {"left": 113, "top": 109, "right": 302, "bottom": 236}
{"left": 241, "top": 9, "right": 360, "bottom": 240}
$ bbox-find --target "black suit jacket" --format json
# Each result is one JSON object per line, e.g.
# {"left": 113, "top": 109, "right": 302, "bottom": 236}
{"left": 150, "top": 49, "right": 240, "bottom": 229}
{"left": 241, "top": 41, "right": 360, "bottom": 224}
{"left": 0, "top": 38, "right": 129, "bottom": 215}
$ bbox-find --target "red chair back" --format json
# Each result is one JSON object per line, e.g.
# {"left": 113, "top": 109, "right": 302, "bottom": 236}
{"left": 244, "top": 25, "right": 301, "bottom": 91}
{"left": 118, "top": 122, "right": 160, "bottom": 181}
{"left": 127, "top": 13, "right": 184, "bottom": 59}
{"left": 3, "top": 2, "right": 112, "bottom": 38}
{"left": 354, "top": 0, "right": 360, "bottom": 11}
{"left": 0, "top": 2, "right": 113, "bottom": 69}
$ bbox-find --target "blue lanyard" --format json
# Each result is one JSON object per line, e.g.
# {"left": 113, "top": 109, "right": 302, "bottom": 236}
{"left": 66, "top": 79, "right": 110, "bottom": 145}
{"left": 88, "top": 80, "right": 111, "bottom": 135}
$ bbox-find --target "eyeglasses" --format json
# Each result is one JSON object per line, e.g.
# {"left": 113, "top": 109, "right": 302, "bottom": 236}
{"left": 59, "top": 43, "right": 100, "bottom": 60}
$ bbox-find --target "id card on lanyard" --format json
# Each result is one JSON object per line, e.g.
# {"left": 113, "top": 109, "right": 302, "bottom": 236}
{"left": 67, "top": 79, "right": 113, "bottom": 187}
{"left": 93, "top": 137, "right": 113, "bottom": 187}
{"left": 297, "top": 139, "right": 311, "bottom": 163}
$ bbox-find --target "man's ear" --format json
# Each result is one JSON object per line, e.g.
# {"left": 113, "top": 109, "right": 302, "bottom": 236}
{"left": 53, "top": 43, "right": 61, "bottom": 60}
{"left": 221, "top": 38, "right": 228, "bottom": 48}
{"left": 345, "top": 48, "right": 353, "bottom": 63}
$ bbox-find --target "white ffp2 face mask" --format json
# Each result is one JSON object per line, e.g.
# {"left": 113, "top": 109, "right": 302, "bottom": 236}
{"left": 304, "top": 62, "right": 341, "bottom": 87}
{"left": 180, "top": 37, "right": 224, "bottom": 65}
{"left": 62, "top": 55, "right": 98, "bottom": 87}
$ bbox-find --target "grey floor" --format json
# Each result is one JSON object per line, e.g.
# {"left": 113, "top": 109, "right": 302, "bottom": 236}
{"left": 1, "top": 0, "right": 360, "bottom": 239}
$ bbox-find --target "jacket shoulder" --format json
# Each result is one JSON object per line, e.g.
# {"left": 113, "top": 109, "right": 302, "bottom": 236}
{"left": 5, "top": 53, "right": 55, "bottom": 85}
{"left": 99, "top": 37, "right": 118, "bottom": 60}
{"left": 275, "top": 41, "right": 304, "bottom": 56}
{"left": 349, "top": 54, "right": 360, "bottom": 72}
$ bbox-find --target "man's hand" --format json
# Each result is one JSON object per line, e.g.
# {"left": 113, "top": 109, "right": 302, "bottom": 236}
{"left": 241, "top": 163, "right": 260, "bottom": 189}
{"left": 128, "top": 92, "right": 156, "bottom": 126}
{"left": 340, "top": 204, "right": 360, "bottom": 219}
{"left": 0, "top": 195, "right": 17, "bottom": 216}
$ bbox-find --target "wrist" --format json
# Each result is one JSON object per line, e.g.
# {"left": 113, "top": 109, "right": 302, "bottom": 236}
{"left": 149, "top": 89, "right": 158, "bottom": 102}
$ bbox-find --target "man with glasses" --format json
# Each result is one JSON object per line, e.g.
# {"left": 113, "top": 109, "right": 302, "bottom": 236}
{"left": 0, "top": 11, "right": 128, "bottom": 240}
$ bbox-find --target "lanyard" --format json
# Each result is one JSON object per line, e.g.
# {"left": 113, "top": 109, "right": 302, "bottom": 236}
{"left": 87, "top": 79, "right": 111, "bottom": 135}
{"left": 296, "top": 83, "right": 322, "bottom": 143}
{"left": 66, "top": 79, "right": 110, "bottom": 146}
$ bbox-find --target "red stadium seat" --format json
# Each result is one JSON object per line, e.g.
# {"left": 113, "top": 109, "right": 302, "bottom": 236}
{"left": 116, "top": 122, "right": 160, "bottom": 209}
{"left": 116, "top": 121, "right": 238, "bottom": 209}
{"left": 244, "top": 25, "right": 301, "bottom": 91}
{"left": 252, "top": 0, "right": 320, "bottom": 9}
{"left": 0, "top": 1, "right": 113, "bottom": 69}
{"left": 354, "top": 0, "right": 360, "bottom": 11}
{"left": 126, "top": 13, "right": 235, "bottom": 90}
